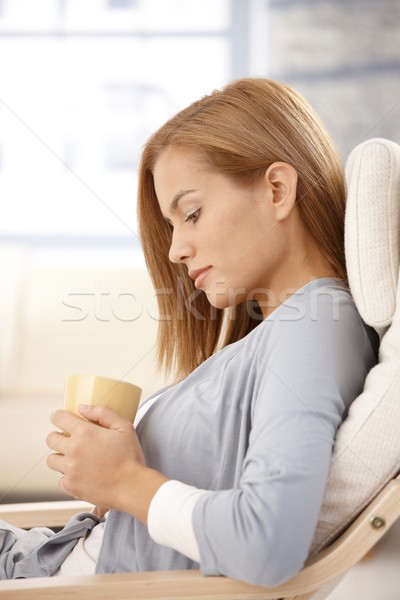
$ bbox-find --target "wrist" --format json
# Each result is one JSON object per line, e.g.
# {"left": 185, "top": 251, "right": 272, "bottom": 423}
{"left": 118, "top": 465, "right": 170, "bottom": 524}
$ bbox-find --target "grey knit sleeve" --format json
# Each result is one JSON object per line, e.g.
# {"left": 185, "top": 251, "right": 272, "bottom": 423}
{"left": 192, "top": 290, "right": 376, "bottom": 587}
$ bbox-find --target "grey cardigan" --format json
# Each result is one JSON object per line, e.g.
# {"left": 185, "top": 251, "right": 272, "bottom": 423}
{"left": 0, "top": 278, "right": 378, "bottom": 585}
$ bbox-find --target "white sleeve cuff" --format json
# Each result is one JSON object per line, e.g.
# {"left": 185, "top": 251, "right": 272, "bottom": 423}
{"left": 147, "top": 480, "right": 208, "bottom": 563}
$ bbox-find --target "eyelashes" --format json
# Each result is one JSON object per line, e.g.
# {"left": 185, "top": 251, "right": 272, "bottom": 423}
{"left": 185, "top": 208, "right": 201, "bottom": 224}
{"left": 165, "top": 208, "right": 201, "bottom": 231}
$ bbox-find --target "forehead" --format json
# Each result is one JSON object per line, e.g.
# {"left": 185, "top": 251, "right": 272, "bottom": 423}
{"left": 153, "top": 148, "right": 208, "bottom": 200}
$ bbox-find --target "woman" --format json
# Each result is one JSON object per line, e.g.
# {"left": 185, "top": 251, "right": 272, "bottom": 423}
{"left": 1, "top": 78, "right": 378, "bottom": 586}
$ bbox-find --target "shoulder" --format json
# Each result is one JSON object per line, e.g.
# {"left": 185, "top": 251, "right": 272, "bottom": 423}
{"left": 242, "top": 278, "right": 378, "bottom": 392}
{"left": 242, "top": 278, "right": 378, "bottom": 416}
{"left": 245, "top": 278, "right": 368, "bottom": 352}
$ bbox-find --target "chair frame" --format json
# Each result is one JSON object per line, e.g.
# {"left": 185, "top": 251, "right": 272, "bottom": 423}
{"left": 1, "top": 473, "right": 399, "bottom": 600}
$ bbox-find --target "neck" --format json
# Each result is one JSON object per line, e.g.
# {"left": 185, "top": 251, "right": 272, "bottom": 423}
{"left": 256, "top": 248, "right": 336, "bottom": 319}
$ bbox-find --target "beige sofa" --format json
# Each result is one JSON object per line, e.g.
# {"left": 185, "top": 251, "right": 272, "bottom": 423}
{"left": 0, "top": 243, "right": 168, "bottom": 501}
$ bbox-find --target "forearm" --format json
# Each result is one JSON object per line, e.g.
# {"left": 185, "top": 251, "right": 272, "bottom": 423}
{"left": 117, "top": 466, "right": 170, "bottom": 525}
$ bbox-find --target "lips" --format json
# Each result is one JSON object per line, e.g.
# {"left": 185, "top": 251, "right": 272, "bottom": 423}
{"left": 188, "top": 266, "right": 212, "bottom": 289}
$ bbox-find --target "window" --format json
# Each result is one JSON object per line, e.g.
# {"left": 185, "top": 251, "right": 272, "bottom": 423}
{"left": 0, "top": 0, "right": 257, "bottom": 247}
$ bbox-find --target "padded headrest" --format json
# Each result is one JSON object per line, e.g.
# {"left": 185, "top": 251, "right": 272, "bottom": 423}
{"left": 345, "top": 138, "right": 400, "bottom": 336}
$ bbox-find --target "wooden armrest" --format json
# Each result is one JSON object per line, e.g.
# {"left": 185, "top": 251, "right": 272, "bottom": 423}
{"left": 0, "top": 500, "right": 93, "bottom": 529}
{"left": 0, "top": 476, "right": 399, "bottom": 600}
{"left": 0, "top": 571, "right": 278, "bottom": 600}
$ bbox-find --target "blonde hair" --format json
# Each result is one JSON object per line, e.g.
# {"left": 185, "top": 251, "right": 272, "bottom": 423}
{"left": 137, "top": 78, "right": 346, "bottom": 382}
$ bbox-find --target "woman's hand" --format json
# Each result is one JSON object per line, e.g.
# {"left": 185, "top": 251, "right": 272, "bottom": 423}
{"left": 46, "top": 405, "right": 169, "bottom": 523}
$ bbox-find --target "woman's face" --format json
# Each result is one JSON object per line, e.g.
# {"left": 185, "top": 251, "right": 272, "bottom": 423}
{"left": 153, "top": 147, "right": 308, "bottom": 315}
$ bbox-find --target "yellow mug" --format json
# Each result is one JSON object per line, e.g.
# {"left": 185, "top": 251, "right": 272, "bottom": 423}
{"left": 64, "top": 374, "right": 142, "bottom": 422}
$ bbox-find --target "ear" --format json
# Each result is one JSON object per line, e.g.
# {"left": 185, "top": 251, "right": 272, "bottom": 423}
{"left": 264, "top": 162, "right": 298, "bottom": 221}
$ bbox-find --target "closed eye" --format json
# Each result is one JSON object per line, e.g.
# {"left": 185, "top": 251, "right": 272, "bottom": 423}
{"left": 185, "top": 209, "right": 201, "bottom": 224}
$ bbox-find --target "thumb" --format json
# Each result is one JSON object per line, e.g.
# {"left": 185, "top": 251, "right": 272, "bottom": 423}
{"left": 78, "top": 404, "right": 129, "bottom": 431}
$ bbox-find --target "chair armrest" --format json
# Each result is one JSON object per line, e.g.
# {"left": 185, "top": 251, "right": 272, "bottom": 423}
{"left": 0, "top": 571, "right": 279, "bottom": 600}
{"left": 0, "top": 476, "right": 399, "bottom": 599}
{"left": 0, "top": 500, "right": 93, "bottom": 529}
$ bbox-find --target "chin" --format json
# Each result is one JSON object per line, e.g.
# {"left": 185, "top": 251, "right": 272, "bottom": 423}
{"left": 205, "top": 289, "right": 248, "bottom": 310}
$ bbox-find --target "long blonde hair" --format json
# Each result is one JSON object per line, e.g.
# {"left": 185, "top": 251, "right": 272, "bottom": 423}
{"left": 137, "top": 78, "right": 346, "bottom": 382}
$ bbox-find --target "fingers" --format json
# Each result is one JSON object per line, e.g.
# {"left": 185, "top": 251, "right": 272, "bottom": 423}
{"left": 50, "top": 409, "right": 83, "bottom": 435}
{"left": 46, "top": 430, "right": 69, "bottom": 454}
{"left": 46, "top": 430, "right": 68, "bottom": 476}
{"left": 77, "top": 404, "right": 131, "bottom": 432}
{"left": 47, "top": 451, "right": 66, "bottom": 474}
{"left": 50, "top": 406, "right": 132, "bottom": 434}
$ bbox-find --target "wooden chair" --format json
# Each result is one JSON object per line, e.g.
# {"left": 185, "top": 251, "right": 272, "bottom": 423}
{"left": 0, "top": 473, "right": 400, "bottom": 599}
{"left": 1, "top": 138, "right": 400, "bottom": 599}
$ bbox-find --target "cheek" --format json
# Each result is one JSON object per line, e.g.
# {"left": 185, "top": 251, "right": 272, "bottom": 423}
{"left": 232, "top": 220, "right": 264, "bottom": 258}
{"left": 204, "top": 205, "right": 245, "bottom": 246}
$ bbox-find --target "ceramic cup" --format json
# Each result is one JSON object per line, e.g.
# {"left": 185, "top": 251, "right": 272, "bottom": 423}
{"left": 64, "top": 374, "right": 142, "bottom": 422}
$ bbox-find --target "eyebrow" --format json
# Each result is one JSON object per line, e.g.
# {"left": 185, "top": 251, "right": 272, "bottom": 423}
{"left": 163, "top": 189, "right": 197, "bottom": 221}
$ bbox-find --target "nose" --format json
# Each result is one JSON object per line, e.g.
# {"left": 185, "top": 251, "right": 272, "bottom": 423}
{"left": 168, "top": 227, "right": 194, "bottom": 264}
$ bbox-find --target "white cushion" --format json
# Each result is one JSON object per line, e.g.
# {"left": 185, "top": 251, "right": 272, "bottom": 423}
{"left": 345, "top": 138, "right": 400, "bottom": 333}
{"left": 310, "top": 138, "right": 400, "bottom": 554}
